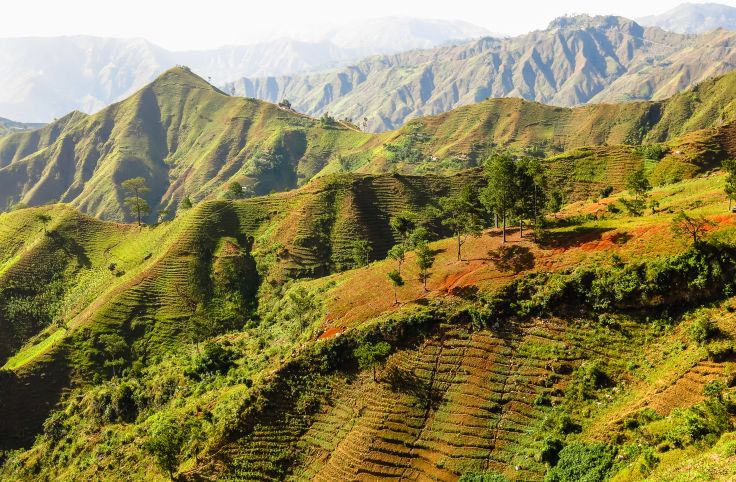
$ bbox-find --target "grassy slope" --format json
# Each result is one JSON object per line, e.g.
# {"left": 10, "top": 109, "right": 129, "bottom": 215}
{"left": 1, "top": 166, "right": 736, "bottom": 480}
{"left": 3, "top": 68, "right": 736, "bottom": 220}
{"left": 0, "top": 68, "right": 378, "bottom": 221}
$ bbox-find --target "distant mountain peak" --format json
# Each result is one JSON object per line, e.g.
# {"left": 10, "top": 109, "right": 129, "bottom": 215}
{"left": 547, "top": 14, "right": 642, "bottom": 32}
{"left": 637, "top": 2, "right": 736, "bottom": 34}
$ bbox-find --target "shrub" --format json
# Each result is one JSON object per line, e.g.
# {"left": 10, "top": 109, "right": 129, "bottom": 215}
{"left": 599, "top": 186, "right": 614, "bottom": 198}
{"left": 459, "top": 472, "right": 509, "bottom": 482}
{"left": 688, "top": 313, "right": 716, "bottom": 345}
{"left": 187, "top": 342, "right": 238, "bottom": 379}
{"left": 144, "top": 414, "right": 184, "bottom": 479}
{"left": 544, "top": 443, "right": 615, "bottom": 482}
{"left": 539, "top": 438, "right": 564, "bottom": 465}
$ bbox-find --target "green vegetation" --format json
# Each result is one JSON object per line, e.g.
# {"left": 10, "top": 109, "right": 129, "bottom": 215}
{"left": 121, "top": 177, "right": 151, "bottom": 226}
{"left": 4, "top": 60, "right": 736, "bottom": 482}
{"left": 353, "top": 341, "right": 392, "bottom": 381}
{"left": 440, "top": 185, "right": 483, "bottom": 259}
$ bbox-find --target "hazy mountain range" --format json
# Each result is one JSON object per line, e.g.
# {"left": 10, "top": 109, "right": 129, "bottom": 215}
{"left": 0, "top": 18, "right": 489, "bottom": 123}
{"left": 0, "top": 117, "right": 43, "bottom": 136}
{"left": 638, "top": 2, "right": 736, "bottom": 33}
{"left": 3, "top": 4, "right": 736, "bottom": 128}
{"left": 231, "top": 14, "right": 736, "bottom": 131}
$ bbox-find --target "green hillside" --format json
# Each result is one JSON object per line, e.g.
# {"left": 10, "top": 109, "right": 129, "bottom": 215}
{"left": 1, "top": 166, "right": 736, "bottom": 480}
{"left": 3, "top": 66, "right": 736, "bottom": 221}
{"left": 3, "top": 58, "right": 736, "bottom": 482}
{"left": 0, "top": 67, "right": 378, "bottom": 221}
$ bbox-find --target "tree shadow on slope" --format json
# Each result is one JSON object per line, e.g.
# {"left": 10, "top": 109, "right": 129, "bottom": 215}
{"left": 488, "top": 245, "right": 535, "bottom": 273}
{"left": 540, "top": 226, "right": 613, "bottom": 249}
{"left": 47, "top": 230, "right": 91, "bottom": 268}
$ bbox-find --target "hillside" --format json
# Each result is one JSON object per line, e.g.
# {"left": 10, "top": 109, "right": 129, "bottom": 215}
{"left": 2, "top": 159, "right": 736, "bottom": 480}
{"left": 0, "top": 67, "right": 379, "bottom": 222}
{"left": 5, "top": 65, "right": 736, "bottom": 222}
{"left": 231, "top": 15, "right": 736, "bottom": 132}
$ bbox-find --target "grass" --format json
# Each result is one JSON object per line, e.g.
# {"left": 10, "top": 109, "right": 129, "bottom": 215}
{"left": 3, "top": 67, "right": 736, "bottom": 223}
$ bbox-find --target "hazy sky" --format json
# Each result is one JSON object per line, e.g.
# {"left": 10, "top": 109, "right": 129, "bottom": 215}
{"left": 2, "top": 0, "right": 735, "bottom": 49}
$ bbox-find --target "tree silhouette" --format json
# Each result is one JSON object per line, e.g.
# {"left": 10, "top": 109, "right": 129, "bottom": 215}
{"left": 354, "top": 341, "right": 392, "bottom": 381}
{"left": 415, "top": 241, "right": 435, "bottom": 291}
{"left": 440, "top": 185, "right": 483, "bottom": 259}
{"left": 36, "top": 213, "right": 52, "bottom": 234}
{"left": 671, "top": 211, "right": 714, "bottom": 245}
{"left": 351, "top": 239, "right": 372, "bottom": 267}
{"left": 483, "top": 154, "right": 517, "bottom": 243}
{"left": 387, "top": 269, "right": 404, "bottom": 304}
{"left": 121, "top": 177, "right": 150, "bottom": 226}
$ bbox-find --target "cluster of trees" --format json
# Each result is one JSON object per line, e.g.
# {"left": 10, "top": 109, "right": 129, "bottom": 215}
{"left": 384, "top": 211, "right": 438, "bottom": 303}
{"left": 482, "top": 154, "right": 552, "bottom": 243}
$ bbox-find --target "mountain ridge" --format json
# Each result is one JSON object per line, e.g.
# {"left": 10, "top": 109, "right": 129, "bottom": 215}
{"left": 230, "top": 14, "right": 736, "bottom": 132}
{"left": 3, "top": 66, "right": 736, "bottom": 221}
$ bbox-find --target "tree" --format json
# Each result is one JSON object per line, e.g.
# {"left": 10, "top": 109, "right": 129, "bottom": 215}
{"left": 440, "top": 185, "right": 484, "bottom": 259}
{"left": 415, "top": 241, "right": 435, "bottom": 291}
{"left": 482, "top": 154, "right": 517, "bottom": 243}
{"left": 288, "top": 286, "right": 318, "bottom": 331}
{"left": 144, "top": 415, "right": 184, "bottom": 480}
{"left": 351, "top": 239, "right": 372, "bottom": 267}
{"left": 525, "top": 158, "right": 548, "bottom": 239}
{"left": 387, "top": 269, "right": 404, "bottom": 305}
{"left": 121, "top": 177, "right": 151, "bottom": 226}
{"left": 390, "top": 212, "right": 416, "bottom": 244}
{"left": 388, "top": 244, "right": 408, "bottom": 275}
{"left": 157, "top": 208, "right": 171, "bottom": 223}
{"left": 36, "top": 213, "right": 52, "bottom": 234}
{"left": 723, "top": 159, "right": 736, "bottom": 211}
{"left": 626, "top": 169, "right": 651, "bottom": 203}
{"left": 97, "top": 333, "right": 127, "bottom": 377}
{"left": 180, "top": 195, "right": 193, "bottom": 210}
{"left": 547, "top": 189, "right": 565, "bottom": 218}
{"left": 353, "top": 341, "right": 392, "bottom": 382}
{"left": 226, "top": 181, "right": 244, "bottom": 199}
{"left": 671, "top": 210, "right": 715, "bottom": 245}
{"left": 278, "top": 99, "right": 292, "bottom": 109}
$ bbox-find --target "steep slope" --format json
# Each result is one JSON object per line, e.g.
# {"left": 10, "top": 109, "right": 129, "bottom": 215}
{"left": 638, "top": 2, "right": 736, "bottom": 34}
{"left": 2, "top": 169, "right": 736, "bottom": 481}
{"left": 233, "top": 15, "right": 688, "bottom": 131}
{"left": 0, "top": 67, "right": 377, "bottom": 221}
{"left": 5, "top": 67, "right": 736, "bottom": 220}
{"left": 592, "top": 28, "right": 736, "bottom": 103}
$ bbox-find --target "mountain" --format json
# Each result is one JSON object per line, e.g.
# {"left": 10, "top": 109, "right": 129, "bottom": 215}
{"left": 0, "top": 117, "right": 43, "bottom": 136}
{"left": 0, "top": 18, "right": 490, "bottom": 123}
{"left": 3, "top": 66, "right": 736, "bottom": 221}
{"left": 231, "top": 15, "right": 736, "bottom": 132}
{"left": 638, "top": 2, "right": 736, "bottom": 33}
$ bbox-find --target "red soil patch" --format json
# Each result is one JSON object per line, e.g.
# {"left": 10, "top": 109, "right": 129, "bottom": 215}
{"left": 318, "top": 327, "right": 345, "bottom": 340}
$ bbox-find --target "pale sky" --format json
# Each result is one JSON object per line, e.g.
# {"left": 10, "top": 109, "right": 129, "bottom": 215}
{"left": 1, "top": 0, "right": 734, "bottom": 50}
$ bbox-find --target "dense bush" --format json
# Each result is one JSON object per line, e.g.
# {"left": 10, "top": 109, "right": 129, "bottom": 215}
{"left": 688, "top": 312, "right": 717, "bottom": 345}
{"left": 187, "top": 342, "right": 238, "bottom": 379}
{"left": 473, "top": 242, "right": 736, "bottom": 326}
{"left": 544, "top": 443, "right": 615, "bottom": 482}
